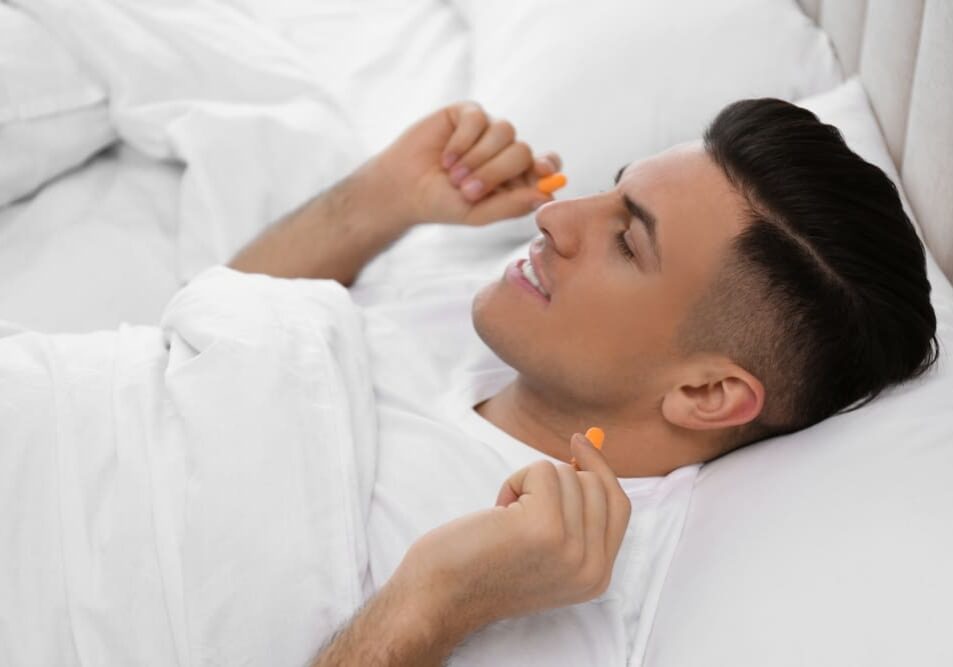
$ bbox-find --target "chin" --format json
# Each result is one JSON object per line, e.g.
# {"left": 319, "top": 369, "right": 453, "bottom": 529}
{"left": 471, "top": 284, "right": 531, "bottom": 372}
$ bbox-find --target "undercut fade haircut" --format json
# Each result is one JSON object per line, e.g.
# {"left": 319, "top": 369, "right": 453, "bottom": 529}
{"left": 681, "top": 98, "right": 938, "bottom": 452}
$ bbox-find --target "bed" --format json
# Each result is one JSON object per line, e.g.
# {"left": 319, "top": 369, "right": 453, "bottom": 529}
{"left": 1, "top": 1, "right": 950, "bottom": 665}
{"left": 645, "top": 2, "right": 953, "bottom": 665}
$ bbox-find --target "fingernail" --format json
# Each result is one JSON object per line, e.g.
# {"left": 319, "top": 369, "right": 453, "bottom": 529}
{"left": 538, "top": 157, "right": 555, "bottom": 175}
{"left": 450, "top": 164, "right": 470, "bottom": 185}
{"left": 461, "top": 179, "right": 483, "bottom": 199}
{"left": 442, "top": 153, "right": 458, "bottom": 169}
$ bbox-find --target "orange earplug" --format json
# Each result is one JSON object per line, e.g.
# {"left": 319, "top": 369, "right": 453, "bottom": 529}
{"left": 585, "top": 427, "right": 605, "bottom": 450}
{"left": 571, "top": 426, "right": 605, "bottom": 470}
{"left": 537, "top": 172, "right": 567, "bottom": 194}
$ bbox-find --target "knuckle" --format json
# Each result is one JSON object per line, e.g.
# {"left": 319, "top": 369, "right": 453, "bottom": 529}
{"left": 532, "top": 459, "right": 559, "bottom": 480}
{"left": 579, "top": 560, "right": 606, "bottom": 592}
{"left": 464, "top": 104, "right": 487, "bottom": 124}
{"left": 592, "top": 575, "right": 611, "bottom": 598}
{"left": 452, "top": 99, "right": 475, "bottom": 112}
{"left": 514, "top": 141, "right": 532, "bottom": 161}
{"left": 494, "top": 119, "right": 516, "bottom": 140}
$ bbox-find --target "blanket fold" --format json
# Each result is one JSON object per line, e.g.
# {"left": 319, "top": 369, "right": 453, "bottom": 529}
{"left": 0, "top": 267, "right": 378, "bottom": 667}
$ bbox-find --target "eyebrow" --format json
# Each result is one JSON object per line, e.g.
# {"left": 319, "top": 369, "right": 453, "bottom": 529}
{"left": 614, "top": 164, "right": 661, "bottom": 268}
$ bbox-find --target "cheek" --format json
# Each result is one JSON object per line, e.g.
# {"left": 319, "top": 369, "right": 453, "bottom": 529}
{"left": 581, "top": 277, "right": 674, "bottom": 333}
{"left": 571, "top": 278, "right": 681, "bottom": 367}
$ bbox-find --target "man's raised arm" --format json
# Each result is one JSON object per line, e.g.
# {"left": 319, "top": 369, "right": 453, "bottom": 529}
{"left": 228, "top": 161, "right": 411, "bottom": 286}
{"left": 228, "top": 101, "right": 560, "bottom": 285}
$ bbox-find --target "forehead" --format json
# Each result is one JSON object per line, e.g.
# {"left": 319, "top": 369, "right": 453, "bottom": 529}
{"left": 619, "top": 142, "right": 749, "bottom": 286}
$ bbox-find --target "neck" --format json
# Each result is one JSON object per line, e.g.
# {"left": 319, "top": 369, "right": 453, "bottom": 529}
{"left": 474, "top": 378, "right": 706, "bottom": 478}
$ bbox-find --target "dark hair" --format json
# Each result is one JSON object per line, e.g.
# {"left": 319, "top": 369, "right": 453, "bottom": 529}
{"left": 681, "top": 98, "right": 939, "bottom": 448}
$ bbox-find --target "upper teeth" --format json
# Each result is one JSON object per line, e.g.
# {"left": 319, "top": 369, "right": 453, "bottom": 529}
{"left": 521, "top": 260, "right": 549, "bottom": 297}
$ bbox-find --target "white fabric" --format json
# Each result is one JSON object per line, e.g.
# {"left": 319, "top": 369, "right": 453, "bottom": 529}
{"left": 219, "top": 0, "right": 472, "bottom": 157}
{"left": 0, "top": 267, "right": 377, "bottom": 666}
{"left": 358, "top": 270, "right": 699, "bottom": 666}
{"left": 13, "top": 0, "right": 363, "bottom": 281}
{"left": 0, "top": 4, "right": 116, "bottom": 206}
{"left": 448, "top": 0, "right": 844, "bottom": 245}
{"left": 0, "top": 144, "right": 181, "bottom": 333}
{"left": 0, "top": 103, "right": 116, "bottom": 207}
{"left": 643, "top": 78, "right": 953, "bottom": 667}
{"left": 0, "top": 3, "right": 103, "bottom": 122}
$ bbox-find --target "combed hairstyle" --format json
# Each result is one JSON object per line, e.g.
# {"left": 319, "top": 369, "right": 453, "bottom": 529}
{"left": 679, "top": 98, "right": 939, "bottom": 452}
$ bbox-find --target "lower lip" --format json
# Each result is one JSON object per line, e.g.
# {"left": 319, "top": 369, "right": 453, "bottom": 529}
{"left": 505, "top": 259, "right": 550, "bottom": 303}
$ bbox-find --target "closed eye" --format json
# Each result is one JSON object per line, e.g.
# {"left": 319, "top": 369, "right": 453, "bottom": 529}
{"left": 615, "top": 230, "right": 638, "bottom": 264}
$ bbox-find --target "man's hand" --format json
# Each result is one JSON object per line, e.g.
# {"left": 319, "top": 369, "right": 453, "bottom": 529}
{"left": 389, "top": 431, "right": 633, "bottom": 641}
{"left": 374, "top": 101, "right": 562, "bottom": 227}
{"left": 309, "top": 433, "right": 629, "bottom": 665}
{"left": 230, "top": 100, "right": 561, "bottom": 285}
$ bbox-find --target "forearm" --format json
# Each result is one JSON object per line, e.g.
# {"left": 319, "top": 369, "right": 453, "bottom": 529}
{"left": 228, "top": 160, "right": 412, "bottom": 286}
{"left": 310, "top": 580, "right": 468, "bottom": 667}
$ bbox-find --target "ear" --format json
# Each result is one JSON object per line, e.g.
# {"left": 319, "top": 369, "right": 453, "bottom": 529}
{"left": 660, "top": 361, "right": 765, "bottom": 431}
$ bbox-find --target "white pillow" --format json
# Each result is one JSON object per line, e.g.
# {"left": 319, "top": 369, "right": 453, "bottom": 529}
{"left": 0, "top": 3, "right": 103, "bottom": 122}
{"left": 0, "top": 104, "right": 115, "bottom": 206}
{"left": 642, "top": 78, "right": 953, "bottom": 667}
{"left": 0, "top": 3, "right": 116, "bottom": 206}
{"left": 220, "top": 0, "right": 472, "bottom": 157}
{"left": 453, "top": 0, "right": 842, "bottom": 204}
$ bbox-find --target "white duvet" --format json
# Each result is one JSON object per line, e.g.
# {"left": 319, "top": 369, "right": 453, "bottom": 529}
{"left": 0, "top": 267, "right": 377, "bottom": 666}
{"left": 11, "top": 0, "right": 364, "bottom": 282}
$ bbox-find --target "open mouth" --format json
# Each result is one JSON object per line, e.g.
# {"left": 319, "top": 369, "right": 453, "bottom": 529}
{"left": 506, "top": 258, "right": 551, "bottom": 302}
{"left": 520, "top": 258, "right": 550, "bottom": 298}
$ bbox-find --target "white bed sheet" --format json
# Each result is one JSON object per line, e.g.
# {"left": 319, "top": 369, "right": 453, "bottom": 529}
{"left": 0, "top": 144, "right": 181, "bottom": 333}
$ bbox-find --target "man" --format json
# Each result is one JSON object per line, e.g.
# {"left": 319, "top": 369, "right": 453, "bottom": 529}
{"left": 229, "top": 99, "right": 938, "bottom": 665}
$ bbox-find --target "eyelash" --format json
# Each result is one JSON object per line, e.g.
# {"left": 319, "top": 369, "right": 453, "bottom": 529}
{"left": 616, "top": 230, "right": 636, "bottom": 262}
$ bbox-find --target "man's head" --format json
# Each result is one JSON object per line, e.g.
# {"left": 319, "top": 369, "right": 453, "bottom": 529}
{"left": 472, "top": 98, "right": 938, "bottom": 471}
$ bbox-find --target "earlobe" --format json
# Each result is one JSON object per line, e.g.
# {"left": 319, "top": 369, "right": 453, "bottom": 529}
{"left": 661, "top": 367, "right": 765, "bottom": 431}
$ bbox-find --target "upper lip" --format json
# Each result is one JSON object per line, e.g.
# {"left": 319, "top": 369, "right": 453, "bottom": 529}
{"left": 528, "top": 238, "right": 552, "bottom": 298}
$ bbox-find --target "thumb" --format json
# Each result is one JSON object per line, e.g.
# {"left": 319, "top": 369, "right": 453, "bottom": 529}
{"left": 467, "top": 187, "right": 552, "bottom": 226}
{"left": 495, "top": 483, "right": 519, "bottom": 508}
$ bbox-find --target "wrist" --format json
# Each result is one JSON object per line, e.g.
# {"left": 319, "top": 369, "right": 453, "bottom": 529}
{"left": 359, "top": 151, "right": 419, "bottom": 232}
{"left": 381, "top": 566, "right": 478, "bottom": 652}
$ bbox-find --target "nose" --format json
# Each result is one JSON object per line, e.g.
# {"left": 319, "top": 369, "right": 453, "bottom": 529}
{"left": 535, "top": 195, "right": 606, "bottom": 258}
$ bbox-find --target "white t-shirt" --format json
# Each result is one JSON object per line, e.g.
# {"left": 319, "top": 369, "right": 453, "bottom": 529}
{"left": 354, "top": 271, "right": 699, "bottom": 666}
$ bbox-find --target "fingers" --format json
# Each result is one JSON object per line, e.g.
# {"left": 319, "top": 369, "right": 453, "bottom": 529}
{"left": 570, "top": 433, "right": 632, "bottom": 563}
{"left": 555, "top": 464, "right": 584, "bottom": 546}
{"left": 577, "top": 471, "right": 608, "bottom": 575}
{"left": 534, "top": 151, "right": 562, "bottom": 177}
{"left": 466, "top": 187, "right": 552, "bottom": 226}
{"left": 458, "top": 141, "right": 533, "bottom": 200}
{"left": 443, "top": 102, "right": 491, "bottom": 169}
{"left": 496, "top": 460, "right": 561, "bottom": 509}
{"left": 448, "top": 119, "right": 518, "bottom": 188}
{"left": 496, "top": 446, "right": 631, "bottom": 575}
{"left": 442, "top": 102, "right": 563, "bottom": 206}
